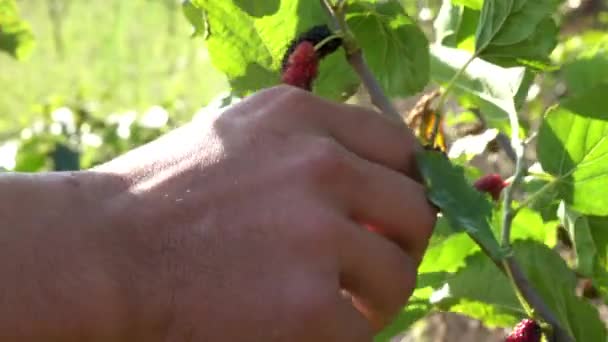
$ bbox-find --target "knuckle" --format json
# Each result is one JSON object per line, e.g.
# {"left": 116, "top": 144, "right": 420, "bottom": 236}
{"left": 290, "top": 210, "right": 341, "bottom": 255}
{"left": 298, "top": 137, "right": 353, "bottom": 184}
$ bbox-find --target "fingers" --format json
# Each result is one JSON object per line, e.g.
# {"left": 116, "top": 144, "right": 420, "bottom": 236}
{"left": 246, "top": 85, "right": 421, "bottom": 177}
{"left": 333, "top": 296, "right": 375, "bottom": 342}
{"left": 319, "top": 100, "right": 420, "bottom": 177}
{"left": 333, "top": 216, "right": 418, "bottom": 331}
{"left": 324, "top": 146, "right": 436, "bottom": 262}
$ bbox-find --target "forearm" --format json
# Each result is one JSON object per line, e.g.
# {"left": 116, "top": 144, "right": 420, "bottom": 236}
{"left": 0, "top": 171, "right": 128, "bottom": 341}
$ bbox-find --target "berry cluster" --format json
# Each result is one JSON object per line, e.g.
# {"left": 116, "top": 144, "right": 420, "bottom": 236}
{"left": 281, "top": 25, "right": 342, "bottom": 90}
{"left": 506, "top": 319, "right": 542, "bottom": 342}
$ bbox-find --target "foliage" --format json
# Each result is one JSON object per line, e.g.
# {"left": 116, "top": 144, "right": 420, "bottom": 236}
{"left": 178, "top": 0, "right": 608, "bottom": 340}
{"left": 2, "top": 0, "right": 608, "bottom": 341}
{"left": 0, "top": 0, "right": 228, "bottom": 133}
{"left": 0, "top": 0, "right": 35, "bottom": 59}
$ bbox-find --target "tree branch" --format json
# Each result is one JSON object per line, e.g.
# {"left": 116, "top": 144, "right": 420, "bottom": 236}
{"left": 319, "top": 0, "right": 402, "bottom": 122}
{"left": 321, "top": 1, "right": 573, "bottom": 340}
{"left": 500, "top": 112, "right": 574, "bottom": 342}
{"left": 506, "top": 259, "right": 574, "bottom": 342}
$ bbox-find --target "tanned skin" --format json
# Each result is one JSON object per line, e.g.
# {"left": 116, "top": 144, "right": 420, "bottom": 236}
{"left": 0, "top": 86, "right": 436, "bottom": 342}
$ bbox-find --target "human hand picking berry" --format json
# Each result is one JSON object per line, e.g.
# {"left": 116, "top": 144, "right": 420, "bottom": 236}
{"left": 0, "top": 85, "right": 436, "bottom": 341}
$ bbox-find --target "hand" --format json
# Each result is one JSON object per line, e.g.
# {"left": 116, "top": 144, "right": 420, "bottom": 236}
{"left": 59, "top": 86, "right": 437, "bottom": 341}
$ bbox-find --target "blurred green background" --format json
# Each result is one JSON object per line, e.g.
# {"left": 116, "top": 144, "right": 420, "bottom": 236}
{"left": 0, "top": 0, "right": 231, "bottom": 171}
{"left": 1, "top": 0, "right": 605, "bottom": 173}
{"left": 0, "top": 0, "right": 227, "bottom": 133}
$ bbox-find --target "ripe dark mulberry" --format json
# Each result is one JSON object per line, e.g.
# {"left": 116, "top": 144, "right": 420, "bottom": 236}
{"left": 505, "top": 318, "right": 541, "bottom": 342}
{"left": 474, "top": 174, "right": 508, "bottom": 201}
{"left": 280, "top": 25, "right": 342, "bottom": 90}
{"left": 281, "top": 41, "right": 319, "bottom": 90}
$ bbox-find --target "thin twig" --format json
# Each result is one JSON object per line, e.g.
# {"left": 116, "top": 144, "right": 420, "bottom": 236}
{"left": 347, "top": 52, "right": 402, "bottom": 121}
{"left": 320, "top": 0, "right": 340, "bottom": 30}
{"left": 319, "top": 0, "right": 402, "bottom": 122}
{"left": 501, "top": 144, "right": 525, "bottom": 247}
{"left": 321, "top": 1, "right": 573, "bottom": 340}
{"left": 501, "top": 112, "right": 574, "bottom": 342}
{"left": 506, "top": 259, "right": 574, "bottom": 342}
{"left": 430, "top": 52, "right": 477, "bottom": 143}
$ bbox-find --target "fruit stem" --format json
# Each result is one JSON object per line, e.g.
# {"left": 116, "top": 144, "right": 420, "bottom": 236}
{"left": 319, "top": 0, "right": 404, "bottom": 123}
{"left": 499, "top": 101, "right": 575, "bottom": 342}
{"left": 430, "top": 51, "right": 478, "bottom": 146}
{"left": 314, "top": 34, "right": 344, "bottom": 53}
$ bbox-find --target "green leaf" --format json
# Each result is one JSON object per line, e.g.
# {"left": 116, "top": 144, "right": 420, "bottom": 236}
{"left": 341, "top": 0, "right": 431, "bottom": 97}
{"left": 430, "top": 252, "right": 522, "bottom": 327}
{"left": 561, "top": 33, "right": 608, "bottom": 96}
{"left": 474, "top": 0, "right": 559, "bottom": 68}
{"left": 431, "top": 241, "right": 607, "bottom": 340}
{"left": 182, "top": 0, "right": 209, "bottom": 38}
{"left": 420, "top": 232, "right": 479, "bottom": 274}
{"left": 430, "top": 45, "right": 525, "bottom": 119}
{"left": 537, "top": 83, "right": 608, "bottom": 216}
{"left": 416, "top": 150, "right": 504, "bottom": 261}
{"left": 558, "top": 202, "right": 597, "bottom": 277}
{"left": 480, "top": 18, "right": 558, "bottom": 70}
{"left": 191, "top": 0, "right": 429, "bottom": 99}
{"left": 492, "top": 205, "right": 557, "bottom": 246}
{"left": 514, "top": 242, "right": 606, "bottom": 341}
{"left": 588, "top": 216, "right": 608, "bottom": 299}
{"left": 0, "top": 0, "right": 35, "bottom": 59}
{"left": 232, "top": 0, "right": 280, "bottom": 17}
{"left": 452, "top": 0, "right": 484, "bottom": 10}
{"left": 434, "top": 0, "right": 464, "bottom": 46}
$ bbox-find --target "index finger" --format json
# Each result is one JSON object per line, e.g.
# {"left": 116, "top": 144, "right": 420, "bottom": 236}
{"left": 262, "top": 85, "right": 421, "bottom": 178}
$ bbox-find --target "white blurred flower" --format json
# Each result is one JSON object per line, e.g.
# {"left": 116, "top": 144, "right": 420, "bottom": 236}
{"left": 140, "top": 106, "right": 169, "bottom": 129}
{"left": 32, "top": 120, "right": 45, "bottom": 134}
{"left": 20, "top": 128, "right": 33, "bottom": 140}
{"left": 526, "top": 84, "right": 541, "bottom": 102}
{"left": 448, "top": 129, "right": 499, "bottom": 160}
{"left": 419, "top": 7, "right": 433, "bottom": 21}
{"left": 528, "top": 162, "right": 545, "bottom": 174}
{"left": 51, "top": 107, "right": 76, "bottom": 134}
{"left": 50, "top": 122, "right": 63, "bottom": 135}
{"left": 82, "top": 132, "right": 103, "bottom": 147}
{"left": 430, "top": 283, "right": 451, "bottom": 304}
{"left": 0, "top": 141, "right": 19, "bottom": 170}
{"left": 117, "top": 111, "right": 137, "bottom": 139}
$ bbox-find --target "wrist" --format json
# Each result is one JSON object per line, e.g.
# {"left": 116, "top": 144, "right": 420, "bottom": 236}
{"left": 0, "top": 171, "right": 134, "bottom": 341}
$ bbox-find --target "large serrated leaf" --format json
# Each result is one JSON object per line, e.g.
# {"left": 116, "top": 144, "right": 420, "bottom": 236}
{"left": 538, "top": 83, "right": 608, "bottom": 216}
{"left": 558, "top": 202, "right": 597, "bottom": 277}
{"left": 474, "top": 0, "right": 559, "bottom": 68}
{"left": 0, "top": 0, "right": 35, "bottom": 60}
{"left": 562, "top": 33, "right": 608, "bottom": 96}
{"left": 430, "top": 45, "right": 525, "bottom": 119}
{"left": 190, "top": 0, "right": 429, "bottom": 99}
{"left": 433, "top": 0, "right": 464, "bottom": 46}
{"left": 182, "top": 0, "right": 208, "bottom": 38}
{"left": 588, "top": 216, "right": 608, "bottom": 301}
{"left": 347, "top": 0, "right": 430, "bottom": 97}
{"left": 452, "top": 0, "right": 484, "bottom": 10}
{"left": 431, "top": 242, "right": 607, "bottom": 340}
{"left": 416, "top": 150, "right": 504, "bottom": 261}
